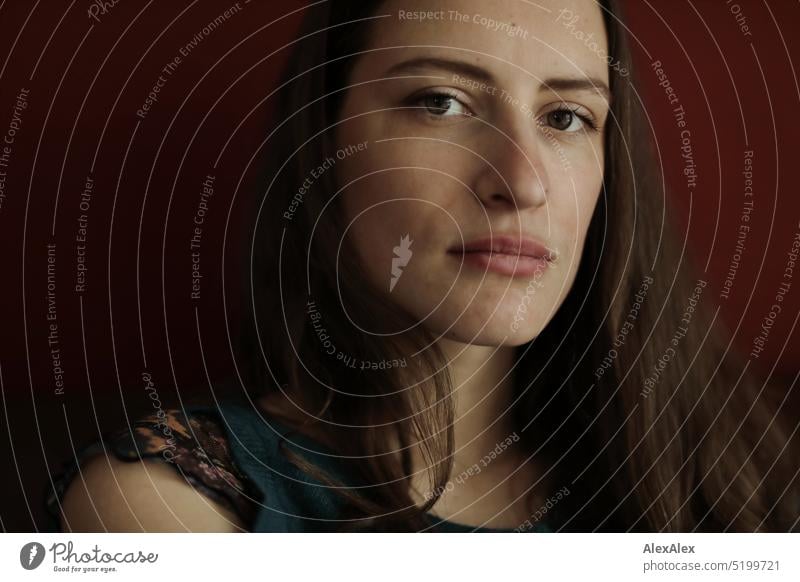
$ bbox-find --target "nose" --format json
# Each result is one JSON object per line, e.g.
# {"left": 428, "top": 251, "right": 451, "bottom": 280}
{"left": 472, "top": 123, "right": 549, "bottom": 211}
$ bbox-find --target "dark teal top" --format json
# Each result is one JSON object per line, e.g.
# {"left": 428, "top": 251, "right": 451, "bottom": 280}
{"left": 46, "top": 402, "right": 551, "bottom": 533}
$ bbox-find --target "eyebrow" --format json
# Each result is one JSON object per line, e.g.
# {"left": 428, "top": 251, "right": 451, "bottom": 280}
{"left": 385, "top": 57, "right": 611, "bottom": 100}
{"left": 542, "top": 77, "right": 611, "bottom": 100}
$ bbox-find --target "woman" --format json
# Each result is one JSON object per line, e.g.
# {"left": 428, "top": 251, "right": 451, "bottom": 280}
{"left": 51, "top": 0, "right": 797, "bottom": 532}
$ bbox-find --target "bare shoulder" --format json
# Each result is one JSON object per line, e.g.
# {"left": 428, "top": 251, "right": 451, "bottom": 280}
{"left": 60, "top": 452, "right": 245, "bottom": 532}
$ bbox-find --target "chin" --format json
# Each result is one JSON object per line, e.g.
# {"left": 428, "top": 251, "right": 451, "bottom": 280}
{"left": 421, "top": 306, "right": 547, "bottom": 347}
{"left": 400, "top": 285, "right": 555, "bottom": 342}
{"left": 436, "top": 324, "right": 539, "bottom": 347}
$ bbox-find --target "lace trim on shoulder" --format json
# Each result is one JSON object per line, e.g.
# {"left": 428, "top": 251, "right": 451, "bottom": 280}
{"left": 46, "top": 408, "right": 260, "bottom": 530}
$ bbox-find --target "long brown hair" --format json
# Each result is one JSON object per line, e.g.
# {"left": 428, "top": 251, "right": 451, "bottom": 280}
{"left": 236, "top": 0, "right": 798, "bottom": 532}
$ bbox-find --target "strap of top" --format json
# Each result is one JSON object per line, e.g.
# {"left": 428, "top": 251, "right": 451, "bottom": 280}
{"left": 196, "top": 402, "right": 356, "bottom": 532}
{"left": 46, "top": 404, "right": 354, "bottom": 532}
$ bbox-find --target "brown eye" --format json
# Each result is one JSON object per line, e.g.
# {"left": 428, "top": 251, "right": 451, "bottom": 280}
{"left": 424, "top": 94, "right": 454, "bottom": 115}
{"left": 542, "top": 106, "right": 596, "bottom": 133}
{"left": 417, "top": 92, "right": 471, "bottom": 118}
{"left": 547, "top": 109, "right": 576, "bottom": 131}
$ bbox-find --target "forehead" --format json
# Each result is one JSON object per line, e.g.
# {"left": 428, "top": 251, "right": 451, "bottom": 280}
{"left": 358, "top": 0, "right": 609, "bottom": 84}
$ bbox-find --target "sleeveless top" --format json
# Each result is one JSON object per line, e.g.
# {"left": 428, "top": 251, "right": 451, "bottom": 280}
{"left": 46, "top": 402, "right": 551, "bottom": 533}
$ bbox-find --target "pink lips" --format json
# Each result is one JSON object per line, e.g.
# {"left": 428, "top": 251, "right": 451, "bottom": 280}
{"left": 448, "top": 235, "right": 556, "bottom": 278}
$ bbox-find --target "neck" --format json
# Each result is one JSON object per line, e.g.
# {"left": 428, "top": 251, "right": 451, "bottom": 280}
{"left": 406, "top": 338, "right": 542, "bottom": 528}
{"left": 436, "top": 338, "right": 519, "bottom": 469}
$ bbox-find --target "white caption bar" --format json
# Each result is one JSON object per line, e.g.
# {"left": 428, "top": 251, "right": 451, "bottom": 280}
{"left": 0, "top": 533, "right": 797, "bottom": 581}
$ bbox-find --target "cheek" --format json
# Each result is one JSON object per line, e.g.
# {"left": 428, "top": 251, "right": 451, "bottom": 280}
{"left": 337, "top": 138, "right": 468, "bottom": 256}
{"left": 337, "top": 163, "right": 447, "bottom": 296}
{"left": 337, "top": 146, "right": 475, "bottom": 329}
{"left": 342, "top": 195, "right": 418, "bottom": 265}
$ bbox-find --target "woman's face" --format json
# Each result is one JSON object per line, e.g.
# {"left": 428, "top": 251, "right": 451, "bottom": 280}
{"left": 334, "top": 0, "right": 610, "bottom": 346}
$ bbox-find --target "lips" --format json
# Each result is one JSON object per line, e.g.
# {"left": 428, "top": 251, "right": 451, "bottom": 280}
{"left": 448, "top": 235, "right": 557, "bottom": 278}
{"left": 449, "top": 235, "right": 556, "bottom": 260}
